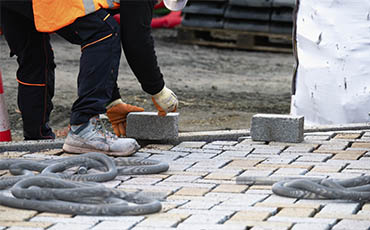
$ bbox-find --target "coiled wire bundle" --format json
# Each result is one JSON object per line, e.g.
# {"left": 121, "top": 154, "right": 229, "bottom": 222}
{"left": 0, "top": 152, "right": 169, "bottom": 215}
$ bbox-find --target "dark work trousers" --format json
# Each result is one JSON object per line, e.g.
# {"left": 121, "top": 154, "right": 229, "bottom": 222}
{"left": 0, "top": 2, "right": 121, "bottom": 139}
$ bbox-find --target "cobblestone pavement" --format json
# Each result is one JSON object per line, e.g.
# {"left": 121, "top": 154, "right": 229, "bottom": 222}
{"left": 1, "top": 129, "right": 370, "bottom": 230}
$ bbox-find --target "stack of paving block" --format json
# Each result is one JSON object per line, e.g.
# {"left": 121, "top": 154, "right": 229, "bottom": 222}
{"left": 181, "top": 0, "right": 295, "bottom": 34}
{"left": 181, "top": 0, "right": 228, "bottom": 29}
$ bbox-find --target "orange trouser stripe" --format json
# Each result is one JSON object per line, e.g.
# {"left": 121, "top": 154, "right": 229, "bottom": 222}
{"left": 17, "top": 78, "right": 46, "bottom": 87}
{"left": 81, "top": 33, "right": 113, "bottom": 51}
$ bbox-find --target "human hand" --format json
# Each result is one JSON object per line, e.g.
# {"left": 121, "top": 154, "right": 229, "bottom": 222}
{"left": 151, "top": 86, "right": 178, "bottom": 116}
{"left": 106, "top": 99, "right": 144, "bottom": 137}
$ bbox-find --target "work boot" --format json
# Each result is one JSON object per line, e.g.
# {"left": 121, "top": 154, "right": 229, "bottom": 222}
{"left": 24, "top": 123, "right": 55, "bottom": 140}
{"left": 62, "top": 116, "right": 140, "bottom": 156}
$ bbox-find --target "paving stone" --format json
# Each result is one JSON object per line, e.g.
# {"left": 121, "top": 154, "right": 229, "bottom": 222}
{"left": 238, "top": 169, "right": 274, "bottom": 178}
{"left": 283, "top": 145, "right": 317, "bottom": 153}
{"left": 291, "top": 223, "right": 330, "bottom": 230}
{"left": 181, "top": 213, "right": 231, "bottom": 224}
{"left": 334, "top": 132, "right": 363, "bottom": 139}
{"left": 164, "top": 175, "right": 201, "bottom": 183}
{"left": 228, "top": 210, "right": 272, "bottom": 221}
{"left": 176, "top": 223, "right": 245, "bottom": 230}
{"left": 30, "top": 216, "right": 98, "bottom": 224}
{"left": 261, "top": 157, "right": 296, "bottom": 164}
{"left": 315, "top": 143, "right": 350, "bottom": 151}
{"left": 0, "top": 221, "right": 52, "bottom": 229}
{"left": 316, "top": 203, "right": 360, "bottom": 216}
{"left": 121, "top": 177, "right": 163, "bottom": 185}
{"left": 173, "top": 141, "right": 207, "bottom": 149}
{"left": 259, "top": 195, "right": 297, "bottom": 205}
{"left": 276, "top": 207, "right": 316, "bottom": 217}
{"left": 252, "top": 147, "right": 285, "bottom": 155}
{"left": 351, "top": 142, "right": 370, "bottom": 148}
{"left": 0, "top": 207, "right": 38, "bottom": 221}
{"left": 131, "top": 219, "right": 179, "bottom": 228}
{"left": 6, "top": 227, "right": 44, "bottom": 230}
{"left": 295, "top": 154, "right": 332, "bottom": 162}
{"left": 48, "top": 223, "right": 93, "bottom": 230}
{"left": 332, "top": 219, "right": 370, "bottom": 230}
{"left": 179, "top": 200, "right": 220, "bottom": 210}
{"left": 230, "top": 221, "right": 292, "bottom": 230}
{"left": 272, "top": 167, "right": 308, "bottom": 176}
{"left": 182, "top": 152, "right": 218, "bottom": 160}
{"left": 173, "top": 187, "right": 211, "bottom": 196}
{"left": 251, "top": 114, "right": 304, "bottom": 143}
{"left": 211, "top": 184, "right": 248, "bottom": 193}
{"left": 133, "top": 227, "right": 176, "bottom": 230}
{"left": 126, "top": 112, "right": 178, "bottom": 140}
{"left": 310, "top": 165, "right": 344, "bottom": 173}
{"left": 267, "top": 216, "right": 337, "bottom": 225}
{"left": 204, "top": 171, "right": 239, "bottom": 180}
{"left": 224, "top": 159, "right": 263, "bottom": 169}
{"left": 361, "top": 203, "right": 370, "bottom": 211}
{"left": 214, "top": 150, "right": 253, "bottom": 159}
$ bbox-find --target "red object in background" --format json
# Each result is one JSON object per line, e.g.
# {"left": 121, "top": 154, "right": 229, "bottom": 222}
{"left": 154, "top": 1, "right": 165, "bottom": 9}
{"left": 113, "top": 11, "right": 182, "bottom": 29}
{"left": 0, "top": 70, "right": 12, "bottom": 142}
{"left": 151, "top": 11, "right": 182, "bottom": 28}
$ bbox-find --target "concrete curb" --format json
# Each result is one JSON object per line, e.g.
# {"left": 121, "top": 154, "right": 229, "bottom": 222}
{"left": 1, "top": 123, "right": 369, "bottom": 152}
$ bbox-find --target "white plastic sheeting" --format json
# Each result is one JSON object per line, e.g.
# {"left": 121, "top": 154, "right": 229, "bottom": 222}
{"left": 291, "top": 0, "right": 370, "bottom": 125}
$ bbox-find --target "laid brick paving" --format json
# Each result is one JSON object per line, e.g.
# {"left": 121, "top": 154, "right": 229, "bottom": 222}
{"left": 0, "top": 129, "right": 370, "bottom": 229}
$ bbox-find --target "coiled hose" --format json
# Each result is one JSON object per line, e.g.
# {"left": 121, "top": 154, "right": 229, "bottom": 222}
{"left": 0, "top": 152, "right": 169, "bottom": 215}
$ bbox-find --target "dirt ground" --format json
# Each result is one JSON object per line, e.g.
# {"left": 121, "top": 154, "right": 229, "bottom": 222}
{"left": 0, "top": 29, "right": 295, "bottom": 141}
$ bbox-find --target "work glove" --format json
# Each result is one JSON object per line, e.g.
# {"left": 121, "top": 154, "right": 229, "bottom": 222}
{"left": 152, "top": 86, "right": 178, "bottom": 116}
{"left": 106, "top": 99, "right": 144, "bottom": 137}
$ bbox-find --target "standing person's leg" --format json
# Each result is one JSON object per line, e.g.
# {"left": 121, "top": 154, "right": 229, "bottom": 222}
{"left": 0, "top": 2, "right": 55, "bottom": 140}
{"left": 56, "top": 9, "right": 139, "bottom": 156}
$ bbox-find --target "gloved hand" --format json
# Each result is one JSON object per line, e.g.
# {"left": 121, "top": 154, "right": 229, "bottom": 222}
{"left": 152, "top": 86, "right": 178, "bottom": 116}
{"left": 106, "top": 99, "right": 144, "bottom": 137}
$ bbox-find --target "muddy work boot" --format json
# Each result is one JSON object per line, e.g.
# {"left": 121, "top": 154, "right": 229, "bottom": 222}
{"left": 63, "top": 116, "right": 140, "bottom": 156}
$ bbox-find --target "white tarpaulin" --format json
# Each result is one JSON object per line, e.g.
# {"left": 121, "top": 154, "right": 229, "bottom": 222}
{"left": 291, "top": 0, "right": 370, "bottom": 125}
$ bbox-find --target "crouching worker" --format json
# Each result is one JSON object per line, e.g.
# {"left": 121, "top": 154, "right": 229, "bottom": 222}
{"left": 0, "top": 0, "right": 135, "bottom": 156}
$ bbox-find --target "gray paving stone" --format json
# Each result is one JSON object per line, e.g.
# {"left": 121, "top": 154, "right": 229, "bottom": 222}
{"left": 262, "top": 195, "right": 297, "bottom": 204}
{"left": 30, "top": 216, "right": 98, "bottom": 224}
{"left": 47, "top": 223, "right": 93, "bottom": 230}
{"left": 332, "top": 219, "right": 370, "bottom": 230}
{"left": 173, "top": 141, "right": 207, "bottom": 149}
{"left": 181, "top": 213, "right": 232, "bottom": 224}
{"left": 291, "top": 223, "right": 330, "bottom": 230}
{"left": 261, "top": 157, "right": 296, "bottom": 164}
{"left": 251, "top": 114, "right": 304, "bottom": 143}
{"left": 6, "top": 228, "right": 44, "bottom": 230}
{"left": 239, "top": 170, "right": 274, "bottom": 178}
{"left": 176, "top": 223, "right": 244, "bottom": 230}
{"left": 252, "top": 147, "right": 286, "bottom": 155}
{"left": 295, "top": 154, "right": 332, "bottom": 162}
{"left": 283, "top": 146, "right": 316, "bottom": 153}
{"left": 164, "top": 175, "right": 202, "bottom": 183}
{"left": 179, "top": 200, "right": 220, "bottom": 210}
{"left": 267, "top": 216, "right": 337, "bottom": 225}
{"left": 273, "top": 168, "right": 308, "bottom": 175}
{"left": 317, "top": 203, "right": 360, "bottom": 215}
{"left": 126, "top": 112, "right": 178, "bottom": 140}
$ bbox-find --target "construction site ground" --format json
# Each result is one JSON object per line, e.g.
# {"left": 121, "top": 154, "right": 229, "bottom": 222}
{"left": 2, "top": 28, "right": 370, "bottom": 230}
{"left": 1, "top": 129, "right": 370, "bottom": 230}
{"left": 0, "top": 28, "right": 294, "bottom": 141}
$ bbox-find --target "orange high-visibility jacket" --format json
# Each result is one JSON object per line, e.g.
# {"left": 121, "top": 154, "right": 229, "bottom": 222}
{"left": 32, "top": 0, "right": 120, "bottom": 32}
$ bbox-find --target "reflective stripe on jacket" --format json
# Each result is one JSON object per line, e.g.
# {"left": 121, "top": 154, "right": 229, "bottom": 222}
{"left": 32, "top": 0, "right": 119, "bottom": 32}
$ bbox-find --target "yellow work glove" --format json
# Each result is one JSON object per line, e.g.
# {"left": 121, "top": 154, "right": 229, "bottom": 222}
{"left": 152, "top": 86, "right": 178, "bottom": 116}
{"left": 106, "top": 99, "right": 144, "bottom": 137}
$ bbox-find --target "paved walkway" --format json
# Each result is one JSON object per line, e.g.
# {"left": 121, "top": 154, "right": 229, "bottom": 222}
{"left": 1, "top": 129, "right": 370, "bottom": 230}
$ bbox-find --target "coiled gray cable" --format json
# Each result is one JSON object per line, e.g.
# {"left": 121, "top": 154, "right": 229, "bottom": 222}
{"left": 0, "top": 152, "right": 169, "bottom": 215}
